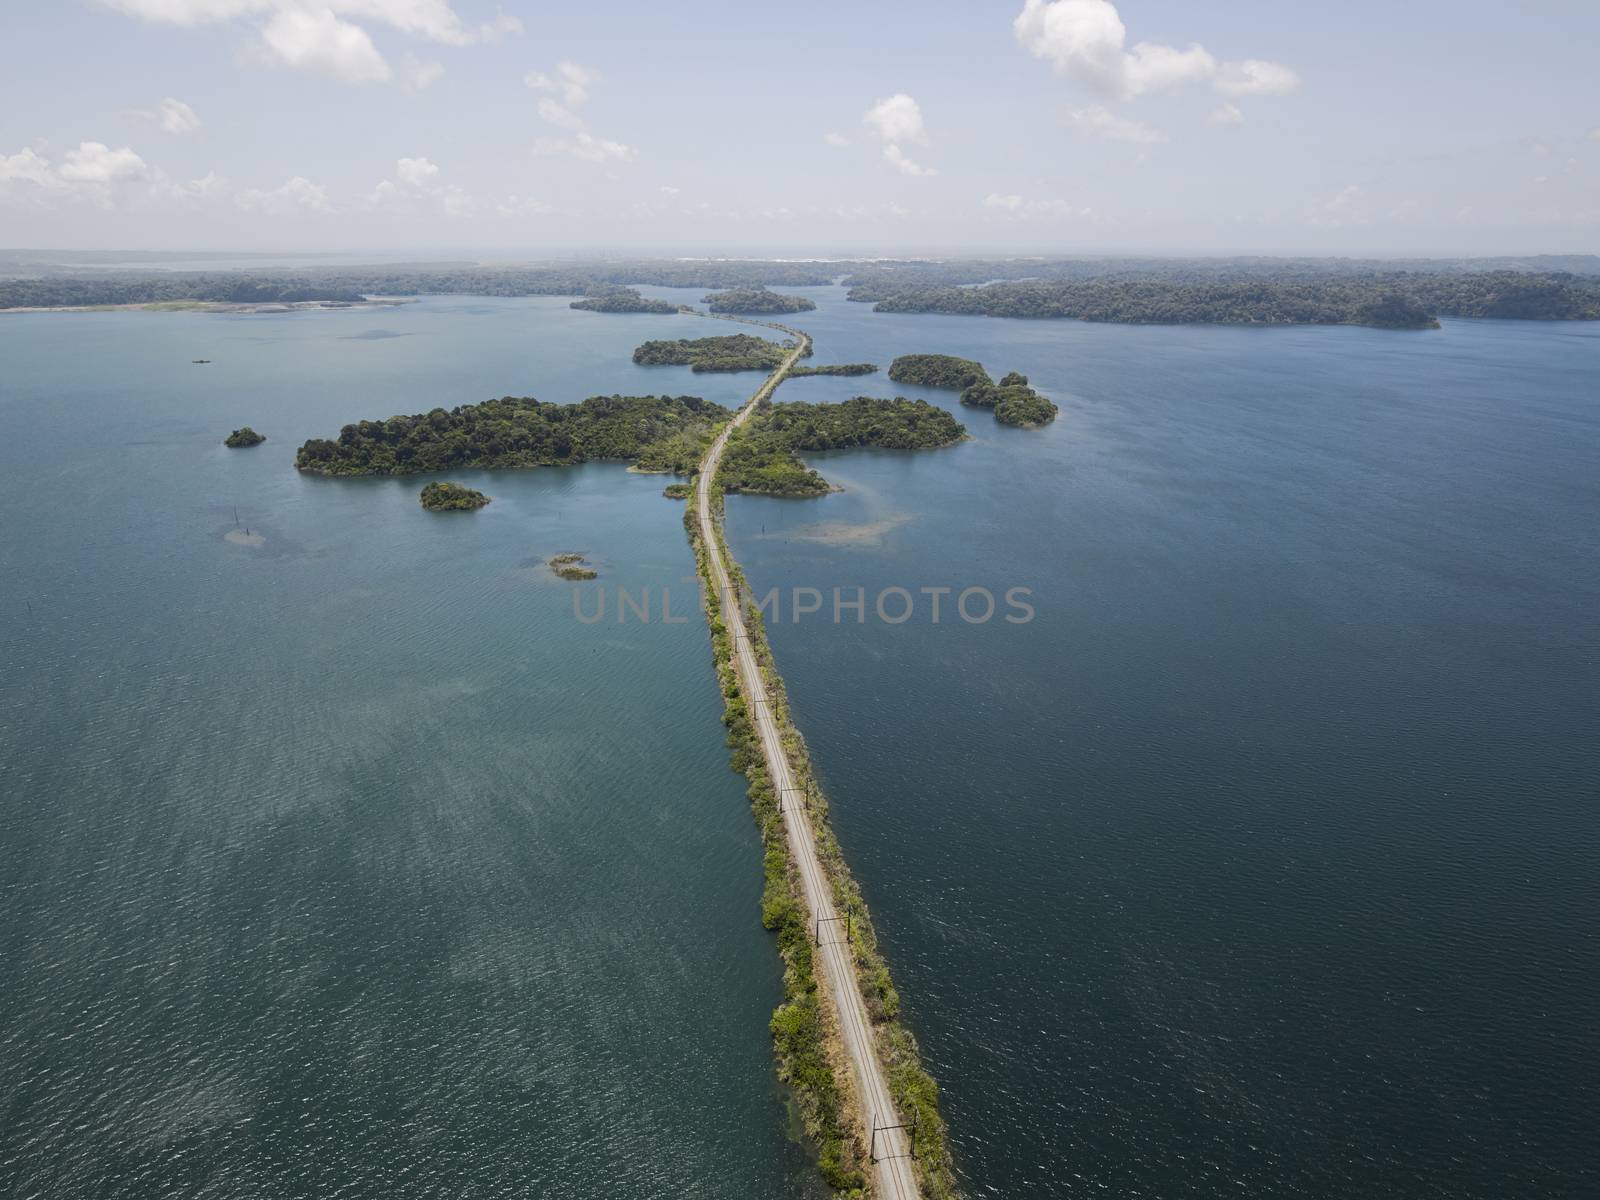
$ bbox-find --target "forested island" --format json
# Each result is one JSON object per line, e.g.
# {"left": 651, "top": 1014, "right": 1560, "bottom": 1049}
{"left": 632, "top": 333, "right": 806, "bottom": 373}
{"left": 719, "top": 397, "right": 964, "bottom": 497}
{"left": 295, "top": 394, "right": 729, "bottom": 476}
{"left": 887, "top": 354, "right": 991, "bottom": 390}
{"left": 420, "top": 482, "right": 491, "bottom": 510}
{"left": 789, "top": 363, "right": 878, "bottom": 377}
{"left": 962, "top": 372, "right": 1059, "bottom": 427}
{"left": 569, "top": 288, "right": 679, "bottom": 314}
{"left": 223, "top": 426, "right": 266, "bottom": 448}
{"left": 852, "top": 273, "right": 1600, "bottom": 328}
{"left": 702, "top": 287, "right": 817, "bottom": 315}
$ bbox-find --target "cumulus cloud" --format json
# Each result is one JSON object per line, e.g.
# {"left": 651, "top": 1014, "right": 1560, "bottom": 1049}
{"left": 1014, "top": 0, "right": 1297, "bottom": 100}
{"left": 1588, "top": 128, "right": 1600, "bottom": 142}
{"left": 260, "top": 7, "right": 391, "bottom": 83}
{"left": 532, "top": 132, "right": 636, "bottom": 163}
{"left": 864, "top": 93, "right": 928, "bottom": 145}
{"left": 883, "top": 144, "right": 937, "bottom": 177}
{"left": 525, "top": 62, "right": 599, "bottom": 107}
{"left": 99, "top": 0, "right": 521, "bottom": 85}
{"left": 0, "top": 147, "right": 59, "bottom": 190}
{"left": 1063, "top": 104, "right": 1166, "bottom": 144}
{"left": 1215, "top": 59, "right": 1300, "bottom": 97}
{"left": 139, "top": 97, "right": 203, "bottom": 134}
{"left": 235, "top": 175, "right": 333, "bottom": 213}
{"left": 396, "top": 155, "right": 438, "bottom": 186}
{"left": 824, "top": 131, "right": 850, "bottom": 147}
{"left": 526, "top": 64, "right": 635, "bottom": 163}
{"left": 59, "top": 141, "right": 149, "bottom": 183}
{"left": 1210, "top": 102, "right": 1244, "bottom": 126}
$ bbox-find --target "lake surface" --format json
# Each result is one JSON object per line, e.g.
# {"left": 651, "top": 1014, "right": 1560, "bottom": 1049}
{"left": 3, "top": 287, "right": 1597, "bottom": 1199}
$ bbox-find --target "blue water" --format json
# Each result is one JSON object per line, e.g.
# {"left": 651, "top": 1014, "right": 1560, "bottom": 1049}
{"left": 714, "top": 288, "right": 1600, "bottom": 1198}
{"left": 3, "top": 287, "right": 1597, "bottom": 1199}
{"left": 0, "top": 298, "right": 822, "bottom": 1199}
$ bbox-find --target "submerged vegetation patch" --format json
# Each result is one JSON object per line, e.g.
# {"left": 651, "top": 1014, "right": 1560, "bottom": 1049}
{"left": 548, "top": 552, "right": 597, "bottom": 580}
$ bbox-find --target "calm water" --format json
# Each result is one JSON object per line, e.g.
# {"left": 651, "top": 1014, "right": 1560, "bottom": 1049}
{"left": 3, "top": 288, "right": 1597, "bottom": 1199}
{"left": 0, "top": 298, "right": 823, "bottom": 1199}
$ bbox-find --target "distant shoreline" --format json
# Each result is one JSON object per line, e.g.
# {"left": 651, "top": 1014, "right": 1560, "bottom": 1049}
{"left": 0, "top": 298, "right": 414, "bottom": 315}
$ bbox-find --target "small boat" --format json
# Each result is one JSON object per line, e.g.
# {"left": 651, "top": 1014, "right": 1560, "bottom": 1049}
{"left": 192, "top": 359, "right": 211, "bottom": 364}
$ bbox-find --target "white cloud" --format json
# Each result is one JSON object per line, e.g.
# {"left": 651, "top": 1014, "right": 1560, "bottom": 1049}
{"left": 60, "top": 141, "right": 148, "bottom": 183}
{"left": 864, "top": 93, "right": 928, "bottom": 145}
{"left": 525, "top": 62, "right": 599, "bottom": 107}
{"left": 100, "top": 0, "right": 520, "bottom": 85}
{"left": 532, "top": 132, "right": 636, "bottom": 163}
{"left": 1215, "top": 59, "right": 1300, "bottom": 96}
{"left": 983, "top": 192, "right": 1090, "bottom": 219}
{"left": 660, "top": 185, "right": 681, "bottom": 195}
{"left": 883, "top": 144, "right": 937, "bottom": 176}
{"left": 146, "top": 97, "right": 202, "bottom": 134}
{"left": 824, "top": 132, "right": 850, "bottom": 147}
{"left": 235, "top": 175, "right": 333, "bottom": 213}
{"left": 440, "top": 184, "right": 474, "bottom": 216}
{"left": 1063, "top": 104, "right": 1166, "bottom": 144}
{"left": 1589, "top": 128, "right": 1600, "bottom": 142}
{"left": 1210, "top": 102, "right": 1244, "bottom": 126}
{"left": 0, "top": 147, "right": 58, "bottom": 189}
{"left": 396, "top": 155, "right": 438, "bottom": 186}
{"left": 1014, "top": 0, "right": 1297, "bottom": 101}
{"left": 260, "top": 7, "right": 391, "bottom": 83}
{"left": 537, "top": 98, "right": 585, "bottom": 130}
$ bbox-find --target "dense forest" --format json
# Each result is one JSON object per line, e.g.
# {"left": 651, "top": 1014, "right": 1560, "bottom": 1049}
{"left": 0, "top": 275, "right": 366, "bottom": 308}
{"left": 419, "top": 482, "right": 491, "bottom": 510}
{"left": 702, "top": 287, "right": 817, "bottom": 314}
{"left": 632, "top": 333, "right": 805, "bottom": 373}
{"left": 223, "top": 426, "right": 266, "bottom": 447}
{"left": 569, "top": 287, "right": 679, "bottom": 314}
{"left": 961, "top": 372, "right": 1059, "bottom": 427}
{"left": 789, "top": 363, "right": 878, "bottom": 377}
{"left": 887, "top": 354, "right": 992, "bottom": 390}
{"left": 851, "top": 272, "right": 1600, "bottom": 327}
{"left": 718, "top": 398, "right": 964, "bottom": 497}
{"left": 295, "top": 394, "right": 729, "bottom": 476}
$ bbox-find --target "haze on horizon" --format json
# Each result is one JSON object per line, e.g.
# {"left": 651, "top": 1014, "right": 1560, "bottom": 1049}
{"left": 2, "top": 0, "right": 1597, "bottom": 257}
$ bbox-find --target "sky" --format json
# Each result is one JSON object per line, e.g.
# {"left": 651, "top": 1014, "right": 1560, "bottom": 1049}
{"left": 2, "top": 0, "right": 1598, "bottom": 256}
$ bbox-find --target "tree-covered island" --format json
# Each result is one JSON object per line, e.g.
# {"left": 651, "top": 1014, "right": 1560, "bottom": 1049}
{"left": 701, "top": 287, "right": 818, "bottom": 315}
{"left": 887, "top": 354, "right": 992, "bottom": 390}
{"left": 420, "top": 481, "right": 491, "bottom": 510}
{"left": 719, "top": 397, "right": 964, "bottom": 497}
{"left": 569, "top": 287, "right": 680, "bottom": 314}
{"left": 295, "top": 394, "right": 730, "bottom": 476}
{"left": 789, "top": 363, "right": 878, "bottom": 377}
{"left": 962, "top": 372, "right": 1060, "bottom": 427}
{"left": 632, "top": 333, "right": 808, "bottom": 373}
{"left": 224, "top": 427, "right": 266, "bottom": 447}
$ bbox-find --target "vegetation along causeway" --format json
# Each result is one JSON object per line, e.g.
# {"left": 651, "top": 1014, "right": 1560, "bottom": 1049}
{"left": 568, "top": 287, "right": 680, "bottom": 314}
{"left": 689, "top": 315, "right": 959, "bottom": 1198}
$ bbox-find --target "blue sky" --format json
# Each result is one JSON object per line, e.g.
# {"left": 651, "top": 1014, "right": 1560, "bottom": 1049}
{"left": 2, "top": 0, "right": 1597, "bottom": 254}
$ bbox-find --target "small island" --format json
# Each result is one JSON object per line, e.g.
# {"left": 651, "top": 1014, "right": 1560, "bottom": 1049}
{"left": 420, "top": 481, "right": 491, "bottom": 511}
{"left": 961, "top": 371, "right": 1060, "bottom": 427}
{"left": 887, "top": 353, "right": 991, "bottom": 390}
{"left": 720, "top": 397, "right": 965, "bottom": 497}
{"left": 663, "top": 481, "right": 694, "bottom": 500}
{"left": 701, "top": 287, "right": 817, "bottom": 315}
{"left": 789, "top": 363, "right": 878, "bottom": 377}
{"left": 224, "top": 427, "right": 266, "bottom": 448}
{"left": 296, "top": 394, "right": 729, "bottom": 476}
{"left": 570, "top": 287, "right": 679, "bottom": 314}
{"left": 632, "top": 333, "right": 804, "bottom": 373}
{"left": 549, "top": 553, "right": 598, "bottom": 580}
